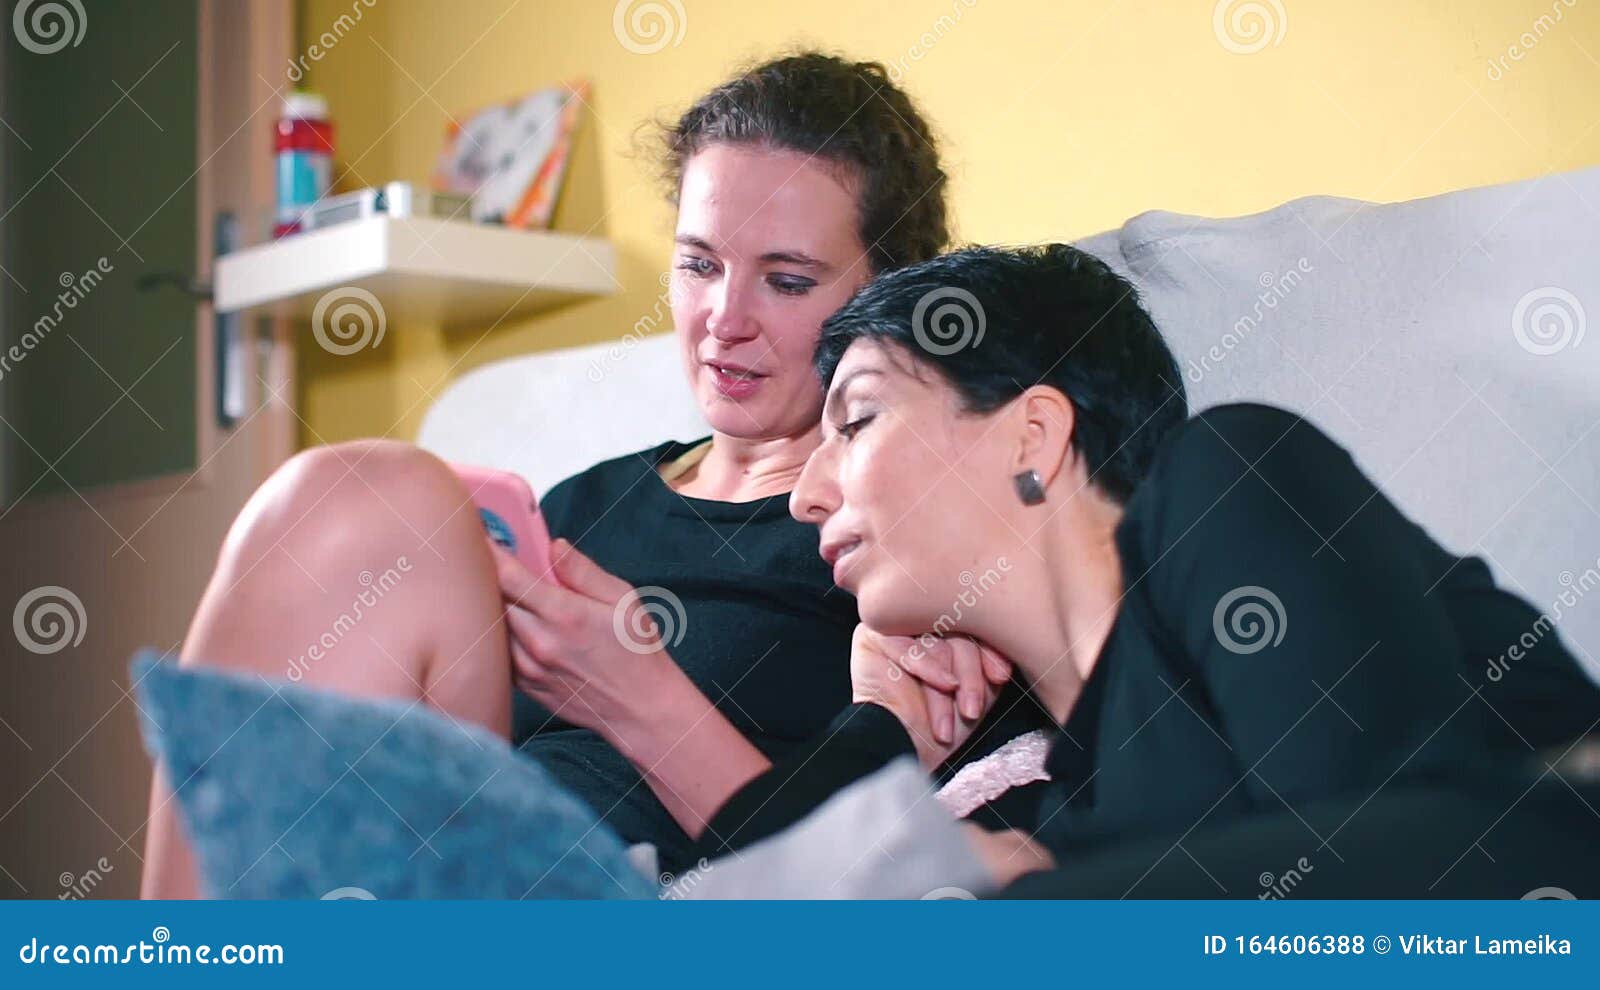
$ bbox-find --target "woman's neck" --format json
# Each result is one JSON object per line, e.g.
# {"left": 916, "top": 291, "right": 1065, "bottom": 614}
{"left": 667, "top": 426, "right": 822, "bottom": 501}
{"left": 983, "top": 493, "right": 1125, "bottom": 725}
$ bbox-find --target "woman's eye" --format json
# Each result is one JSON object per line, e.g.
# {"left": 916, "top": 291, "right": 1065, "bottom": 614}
{"left": 837, "top": 414, "right": 875, "bottom": 439}
{"left": 676, "top": 257, "right": 715, "bottom": 277}
{"left": 767, "top": 274, "right": 815, "bottom": 296}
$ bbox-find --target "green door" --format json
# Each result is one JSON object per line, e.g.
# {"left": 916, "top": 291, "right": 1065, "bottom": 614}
{"left": 2, "top": 0, "right": 199, "bottom": 503}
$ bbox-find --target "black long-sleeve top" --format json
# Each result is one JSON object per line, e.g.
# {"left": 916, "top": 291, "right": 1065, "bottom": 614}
{"left": 692, "top": 404, "right": 1600, "bottom": 868}
{"left": 512, "top": 439, "right": 1051, "bottom": 872}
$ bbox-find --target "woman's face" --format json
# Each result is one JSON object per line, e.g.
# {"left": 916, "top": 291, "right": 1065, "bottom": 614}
{"left": 790, "top": 340, "right": 1022, "bottom": 635}
{"left": 672, "top": 144, "right": 872, "bottom": 441}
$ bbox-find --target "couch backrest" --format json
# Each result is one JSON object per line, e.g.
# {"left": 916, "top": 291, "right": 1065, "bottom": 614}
{"left": 418, "top": 331, "right": 706, "bottom": 496}
{"left": 1105, "top": 168, "right": 1599, "bottom": 677}
{"left": 419, "top": 168, "right": 1599, "bottom": 675}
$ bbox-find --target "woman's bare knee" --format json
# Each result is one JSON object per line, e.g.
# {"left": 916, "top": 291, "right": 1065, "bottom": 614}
{"left": 182, "top": 439, "right": 509, "bottom": 734}
{"left": 219, "top": 440, "right": 470, "bottom": 575}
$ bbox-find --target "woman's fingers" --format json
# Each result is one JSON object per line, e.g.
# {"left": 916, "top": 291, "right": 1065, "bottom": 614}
{"left": 498, "top": 546, "right": 597, "bottom": 628}
{"left": 892, "top": 636, "right": 1010, "bottom": 703}
{"left": 894, "top": 638, "right": 960, "bottom": 692}
{"left": 508, "top": 635, "right": 540, "bottom": 682}
{"left": 504, "top": 603, "right": 560, "bottom": 675}
{"left": 494, "top": 544, "right": 550, "bottom": 609}
{"left": 978, "top": 642, "right": 1013, "bottom": 685}
{"left": 921, "top": 680, "right": 956, "bottom": 745}
{"left": 549, "top": 538, "right": 634, "bottom": 603}
{"left": 950, "top": 637, "right": 987, "bottom": 721}
{"left": 491, "top": 543, "right": 524, "bottom": 590}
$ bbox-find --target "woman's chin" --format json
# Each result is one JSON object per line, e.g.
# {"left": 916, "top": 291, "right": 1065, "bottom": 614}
{"left": 698, "top": 396, "right": 773, "bottom": 438}
{"left": 695, "top": 382, "right": 817, "bottom": 440}
{"left": 855, "top": 585, "right": 941, "bottom": 639}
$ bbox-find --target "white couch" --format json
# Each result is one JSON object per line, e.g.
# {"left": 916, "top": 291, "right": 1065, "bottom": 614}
{"left": 419, "top": 167, "right": 1600, "bottom": 677}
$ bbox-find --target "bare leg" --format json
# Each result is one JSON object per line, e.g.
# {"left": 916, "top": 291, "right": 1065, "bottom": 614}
{"left": 140, "top": 440, "right": 511, "bottom": 898}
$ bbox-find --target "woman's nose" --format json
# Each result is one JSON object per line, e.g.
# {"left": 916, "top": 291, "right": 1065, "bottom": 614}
{"left": 705, "top": 280, "right": 757, "bottom": 343}
{"left": 789, "top": 444, "right": 840, "bottom": 525}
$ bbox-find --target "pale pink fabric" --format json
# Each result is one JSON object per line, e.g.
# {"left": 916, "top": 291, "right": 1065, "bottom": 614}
{"left": 935, "top": 730, "right": 1054, "bottom": 818}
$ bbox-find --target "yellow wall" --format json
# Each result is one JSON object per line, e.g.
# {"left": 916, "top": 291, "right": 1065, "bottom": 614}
{"left": 295, "top": 0, "right": 1600, "bottom": 447}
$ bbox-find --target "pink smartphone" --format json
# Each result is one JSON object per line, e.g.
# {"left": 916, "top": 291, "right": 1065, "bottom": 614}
{"left": 449, "top": 462, "right": 553, "bottom": 577}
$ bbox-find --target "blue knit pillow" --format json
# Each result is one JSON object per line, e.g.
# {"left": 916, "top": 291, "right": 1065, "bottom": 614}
{"left": 131, "top": 651, "right": 654, "bottom": 900}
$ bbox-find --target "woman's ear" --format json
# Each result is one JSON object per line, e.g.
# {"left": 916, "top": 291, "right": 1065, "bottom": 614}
{"left": 1013, "top": 386, "right": 1076, "bottom": 489}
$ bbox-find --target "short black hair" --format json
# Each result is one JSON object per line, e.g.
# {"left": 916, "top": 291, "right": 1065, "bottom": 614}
{"left": 652, "top": 50, "right": 949, "bottom": 273}
{"left": 815, "top": 244, "right": 1187, "bottom": 503}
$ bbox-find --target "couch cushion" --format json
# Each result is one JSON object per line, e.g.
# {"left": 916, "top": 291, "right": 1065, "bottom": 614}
{"left": 1111, "top": 167, "right": 1599, "bottom": 678}
{"left": 131, "top": 651, "right": 655, "bottom": 899}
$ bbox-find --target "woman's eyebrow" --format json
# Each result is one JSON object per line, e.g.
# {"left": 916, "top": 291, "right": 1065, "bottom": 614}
{"left": 823, "top": 368, "right": 884, "bottom": 417}
{"left": 674, "top": 234, "right": 833, "bottom": 273}
{"left": 674, "top": 233, "right": 721, "bottom": 254}
{"left": 758, "top": 249, "right": 833, "bottom": 273}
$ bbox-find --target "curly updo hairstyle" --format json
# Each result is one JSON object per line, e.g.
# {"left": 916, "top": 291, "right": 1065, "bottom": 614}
{"left": 653, "top": 50, "right": 950, "bottom": 273}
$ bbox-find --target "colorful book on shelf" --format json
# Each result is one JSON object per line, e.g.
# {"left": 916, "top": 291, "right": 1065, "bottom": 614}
{"left": 432, "top": 78, "right": 588, "bottom": 230}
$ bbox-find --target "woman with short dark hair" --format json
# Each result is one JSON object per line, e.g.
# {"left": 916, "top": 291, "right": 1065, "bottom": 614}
{"left": 707, "top": 242, "right": 1600, "bottom": 895}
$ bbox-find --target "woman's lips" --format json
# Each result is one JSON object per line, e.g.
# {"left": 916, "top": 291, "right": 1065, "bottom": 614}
{"left": 707, "top": 363, "right": 765, "bottom": 399}
{"left": 827, "top": 539, "right": 863, "bottom": 587}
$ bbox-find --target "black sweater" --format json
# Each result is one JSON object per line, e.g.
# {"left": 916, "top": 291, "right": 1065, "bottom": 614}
{"left": 511, "top": 439, "right": 860, "bottom": 870}
{"left": 693, "top": 405, "right": 1600, "bottom": 872}
{"left": 511, "top": 439, "right": 1054, "bottom": 871}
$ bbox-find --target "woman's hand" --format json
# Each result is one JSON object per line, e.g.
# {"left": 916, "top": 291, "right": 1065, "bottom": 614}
{"left": 495, "top": 538, "right": 687, "bottom": 745}
{"left": 496, "top": 538, "right": 774, "bottom": 835}
{"left": 894, "top": 633, "right": 1013, "bottom": 748}
{"left": 848, "top": 625, "right": 1011, "bottom": 769}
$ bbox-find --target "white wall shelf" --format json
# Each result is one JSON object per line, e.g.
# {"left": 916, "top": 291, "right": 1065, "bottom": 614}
{"left": 214, "top": 216, "right": 617, "bottom": 330}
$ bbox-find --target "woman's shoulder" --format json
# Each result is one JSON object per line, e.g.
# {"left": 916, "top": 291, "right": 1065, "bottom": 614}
{"left": 1116, "top": 403, "right": 1326, "bottom": 555}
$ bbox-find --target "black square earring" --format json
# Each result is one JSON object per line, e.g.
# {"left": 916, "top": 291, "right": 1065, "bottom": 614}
{"left": 1013, "top": 469, "right": 1046, "bottom": 506}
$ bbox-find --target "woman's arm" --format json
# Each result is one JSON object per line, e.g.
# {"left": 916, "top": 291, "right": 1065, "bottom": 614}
{"left": 496, "top": 539, "right": 773, "bottom": 837}
{"left": 499, "top": 543, "right": 1011, "bottom": 839}
{"left": 692, "top": 626, "right": 1008, "bottom": 860}
{"left": 578, "top": 658, "right": 774, "bottom": 840}
{"left": 1131, "top": 404, "right": 1493, "bottom": 796}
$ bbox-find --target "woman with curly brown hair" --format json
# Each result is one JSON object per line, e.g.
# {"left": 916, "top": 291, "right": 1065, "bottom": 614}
{"left": 139, "top": 51, "right": 1042, "bottom": 898}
